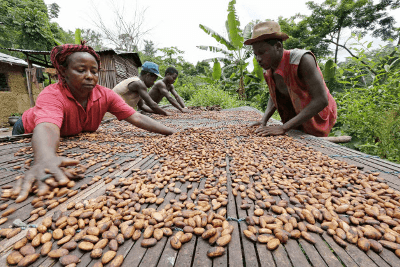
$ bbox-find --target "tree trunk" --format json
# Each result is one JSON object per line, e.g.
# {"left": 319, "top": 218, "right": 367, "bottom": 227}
{"left": 334, "top": 27, "right": 341, "bottom": 64}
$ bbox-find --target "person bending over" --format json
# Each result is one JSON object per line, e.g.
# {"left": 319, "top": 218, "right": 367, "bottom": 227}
{"left": 12, "top": 43, "right": 175, "bottom": 203}
{"left": 246, "top": 21, "right": 337, "bottom": 137}
{"left": 113, "top": 62, "right": 173, "bottom": 116}
{"left": 148, "top": 67, "right": 190, "bottom": 113}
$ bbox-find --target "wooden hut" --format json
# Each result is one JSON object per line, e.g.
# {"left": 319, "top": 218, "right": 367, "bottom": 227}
{"left": 0, "top": 48, "right": 142, "bottom": 90}
{"left": 0, "top": 52, "right": 44, "bottom": 126}
{"left": 97, "top": 50, "right": 142, "bottom": 89}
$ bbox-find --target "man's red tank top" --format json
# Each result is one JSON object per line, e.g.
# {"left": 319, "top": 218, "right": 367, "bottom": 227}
{"left": 264, "top": 49, "right": 337, "bottom": 137}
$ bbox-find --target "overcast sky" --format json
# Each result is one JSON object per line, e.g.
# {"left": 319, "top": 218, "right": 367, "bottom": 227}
{"left": 44, "top": 0, "right": 400, "bottom": 66}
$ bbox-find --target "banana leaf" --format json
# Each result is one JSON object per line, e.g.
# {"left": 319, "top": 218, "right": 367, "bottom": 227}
{"left": 199, "top": 24, "right": 236, "bottom": 50}
{"left": 243, "top": 23, "right": 253, "bottom": 41}
{"left": 196, "top": 45, "right": 232, "bottom": 56}
{"left": 212, "top": 60, "right": 222, "bottom": 80}
{"left": 75, "top": 29, "right": 81, "bottom": 45}
{"left": 227, "top": 0, "right": 243, "bottom": 49}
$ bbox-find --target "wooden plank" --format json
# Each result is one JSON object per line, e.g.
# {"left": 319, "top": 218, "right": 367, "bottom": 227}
{"left": 271, "top": 245, "right": 292, "bottom": 267}
{"left": 191, "top": 237, "right": 213, "bottom": 267}
{"left": 256, "top": 245, "right": 276, "bottom": 267}
{"left": 173, "top": 180, "right": 203, "bottom": 267}
{"left": 321, "top": 233, "right": 358, "bottom": 267}
{"left": 365, "top": 250, "right": 391, "bottom": 267}
{"left": 284, "top": 239, "right": 310, "bottom": 267}
{"left": 298, "top": 239, "right": 328, "bottom": 267}
{"left": 344, "top": 243, "right": 378, "bottom": 267}
{"left": 306, "top": 233, "right": 343, "bottom": 267}
{"left": 138, "top": 180, "right": 187, "bottom": 267}
{"left": 378, "top": 248, "right": 400, "bottom": 267}
{"left": 224, "top": 157, "right": 245, "bottom": 267}
{"left": 163, "top": 179, "right": 207, "bottom": 267}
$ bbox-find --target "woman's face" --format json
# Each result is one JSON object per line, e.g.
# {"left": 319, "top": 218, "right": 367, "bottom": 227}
{"left": 61, "top": 52, "right": 99, "bottom": 95}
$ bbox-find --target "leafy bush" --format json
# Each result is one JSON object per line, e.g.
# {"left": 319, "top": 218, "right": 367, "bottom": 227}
{"left": 331, "top": 40, "right": 400, "bottom": 163}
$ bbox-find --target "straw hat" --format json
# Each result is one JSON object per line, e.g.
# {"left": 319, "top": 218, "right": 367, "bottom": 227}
{"left": 244, "top": 21, "right": 289, "bottom": 45}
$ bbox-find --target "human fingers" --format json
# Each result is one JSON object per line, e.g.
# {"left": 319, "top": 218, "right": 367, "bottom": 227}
{"left": 51, "top": 167, "right": 70, "bottom": 186}
{"left": 255, "top": 126, "right": 264, "bottom": 133}
{"left": 59, "top": 158, "right": 80, "bottom": 167}
{"left": 37, "top": 181, "right": 50, "bottom": 196}
{"left": 13, "top": 177, "right": 23, "bottom": 198}
{"left": 15, "top": 173, "right": 35, "bottom": 203}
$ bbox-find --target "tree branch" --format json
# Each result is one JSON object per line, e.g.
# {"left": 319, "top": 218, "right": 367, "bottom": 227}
{"left": 323, "top": 39, "right": 377, "bottom": 75}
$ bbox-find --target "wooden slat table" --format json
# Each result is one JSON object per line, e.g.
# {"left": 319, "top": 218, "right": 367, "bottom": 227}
{"left": 0, "top": 106, "right": 399, "bottom": 267}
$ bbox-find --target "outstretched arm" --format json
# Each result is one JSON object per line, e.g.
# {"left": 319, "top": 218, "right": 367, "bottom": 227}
{"left": 129, "top": 82, "right": 172, "bottom": 116}
{"left": 13, "top": 123, "right": 79, "bottom": 202}
{"left": 125, "top": 112, "right": 176, "bottom": 135}
{"left": 160, "top": 86, "right": 189, "bottom": 113}
{"left": 170, "top": 87, "right": 187, "bottom": 109}
{"left": 256, "top": 54, "right": 328, "bottom": 136}
{"left": 250, "top": 96, "right": 276, "bottom": 127}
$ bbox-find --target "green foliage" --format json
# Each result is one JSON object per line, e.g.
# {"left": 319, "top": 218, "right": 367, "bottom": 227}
{"left": 278, "top": 0, "right": 400, "bottom": 62}
{"left": 212, "top": 60, "right": 222, "bottom": 80}
{"left": 187, "top": 83, "right": 259, "bottom": 110}
{"left": 332, "top": 39, "right": 400, "bottom": 163}
{"left": 81, "top": 29, "right": 104, "bottom": 50}
{"left": 324, "top": 59, "right": 336, "bottom": 81}
{"left": 75, "top": 29, "right": 82, "bottom": 45}
{"left": 198, "top": 0, "right": 254, "bottom": 99}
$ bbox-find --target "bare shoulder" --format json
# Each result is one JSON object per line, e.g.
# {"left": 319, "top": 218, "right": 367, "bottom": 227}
{"left": 298, "top": 53, "right": 318, "bottom": 79}
{"left": 153, "top": 80, "right": 166, "bottom": 90}
{"left": 128, "top": 79, "right": 146, "bottom": 92}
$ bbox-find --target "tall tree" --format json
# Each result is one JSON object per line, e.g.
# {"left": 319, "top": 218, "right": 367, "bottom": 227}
{"left": 306, "top": 0, "right": 400, "bottom": 63}
{"left": 143, "top": 40, "right": 156, "bottom": 58}
{"left": 0, "top": 0, "right": 74, "bottom": 56}
{"left": 81, "top": 29, "right": 105, "bottom": 50}
{"left": 90, "top": 1, "right": 151, "bottom": 52}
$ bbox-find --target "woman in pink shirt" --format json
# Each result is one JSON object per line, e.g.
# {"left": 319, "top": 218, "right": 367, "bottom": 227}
{"left": 13, "top": 43, "right": 175, "bottom": 203}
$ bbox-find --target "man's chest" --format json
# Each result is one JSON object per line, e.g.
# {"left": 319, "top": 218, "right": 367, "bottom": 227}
{"left": 272, "top": 73, "right": 290, "bottom": 97}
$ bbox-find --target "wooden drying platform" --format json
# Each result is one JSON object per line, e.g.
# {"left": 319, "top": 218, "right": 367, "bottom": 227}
{"left": 0, "top": 106, "right": 399, "bottom": 267}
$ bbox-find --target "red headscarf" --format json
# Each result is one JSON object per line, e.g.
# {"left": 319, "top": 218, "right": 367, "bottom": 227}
{"left": 50, "top": 41, "right": 101, "bottom": 84}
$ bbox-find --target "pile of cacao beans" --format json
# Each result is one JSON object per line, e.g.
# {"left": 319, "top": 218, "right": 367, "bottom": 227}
{"left": 1, "top": 110, "right": 400, "bottom": 267}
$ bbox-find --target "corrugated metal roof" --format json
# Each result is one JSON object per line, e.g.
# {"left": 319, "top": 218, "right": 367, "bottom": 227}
{"left": 0, "top": 47, "right": 50, "bottom": 55}
{"left": 0, "top": 52, "right": 29, "bottom": 67}
{"left": 0, "top": 52, "right": 44, "bottom": 68}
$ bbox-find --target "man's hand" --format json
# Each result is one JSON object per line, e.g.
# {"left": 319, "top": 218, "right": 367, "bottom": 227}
{"left": 249, "top": 121, "right": 262, "bottom": 127}
{"left": 13, "top": 157, "right": 79, "bottom": 203}
{"left": 255, "top": 125, "right": 286, "bottom": 136}
{"left": 164, "top": 111, "right": 174, "bottom": 116}
{"left": 181, "top": 108, "right": 191, "bottom": 113}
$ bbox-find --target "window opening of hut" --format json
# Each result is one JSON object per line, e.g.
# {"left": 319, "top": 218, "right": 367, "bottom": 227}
{"left": 0, "top": 73, "right": 10, "bottom": 91}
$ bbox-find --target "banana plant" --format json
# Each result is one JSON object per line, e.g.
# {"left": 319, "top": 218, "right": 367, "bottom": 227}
{"left": 75, "top": 29, "right": 81, "bottom": 45}
{"left": 197, "top": 0, "right": 254, "bottom": 99}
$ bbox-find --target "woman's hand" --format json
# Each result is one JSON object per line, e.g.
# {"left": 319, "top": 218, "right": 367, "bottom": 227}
{"left": 13, "top": 156, "right": 79, "bottom": 203}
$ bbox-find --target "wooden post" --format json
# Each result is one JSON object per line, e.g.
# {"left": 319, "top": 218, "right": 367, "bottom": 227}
{"left": 25, "top": 55, "right": 35, "bottom": 107}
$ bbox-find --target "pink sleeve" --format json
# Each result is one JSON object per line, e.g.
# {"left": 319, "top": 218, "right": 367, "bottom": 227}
{"left": 34, "top": 91, "right": 64, "bottom": 128}
{"left": 106, "top": 89, "right": 136, "bottom": 120}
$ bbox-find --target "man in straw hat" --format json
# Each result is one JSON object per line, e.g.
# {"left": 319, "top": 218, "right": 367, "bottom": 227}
{"left": 246, "top": 21, "right": 337, "bottom": 137}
